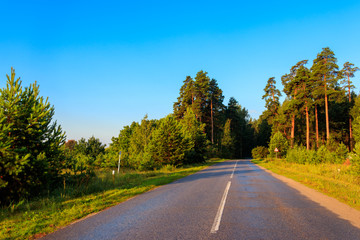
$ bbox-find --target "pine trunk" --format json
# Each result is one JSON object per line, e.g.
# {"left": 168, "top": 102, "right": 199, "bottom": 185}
{"left": 291, "top": 114, "right": 295, "bottom": 147}
{"left": 211, "top": 99, "right": 214, "bottom": 144}
{"left": 305, "top": 103, "right": 310, "bottom": 150}
{"left": 348, "top": 76, "right": 353, "bottom": 151}
{"left": 324, "top": 76, "right": 330, "bottom": 144}
{"left": 291, "top": 90, "right": 296, "bottom": 148}
{"left": 315, "top": 105, "right": 319, "bottom": 148}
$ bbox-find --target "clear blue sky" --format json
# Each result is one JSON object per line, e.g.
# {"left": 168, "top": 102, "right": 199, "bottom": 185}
{"left": 1, "top": 0, "right": 360, "bottom": 145}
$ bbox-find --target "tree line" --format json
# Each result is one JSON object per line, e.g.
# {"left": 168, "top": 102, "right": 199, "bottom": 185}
{"left": 254, "top": 47, "right": 360, "bottom": 169}
{"left": 0, "top": 68, "right": 259, "bottom": 204}
{"left": 3, "top": 47, "right": 357, "bottom": 204}
{"left": 104, "top": 70, "right": 257, "bottom": 169}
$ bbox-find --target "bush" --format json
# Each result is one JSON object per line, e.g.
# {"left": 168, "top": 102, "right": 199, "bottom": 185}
{"left": 350, "top": 143, "right": 360, "bottom": 175}
{"left": 316, "top": 145, "right": 337, "bottom": 164}
{"left": 335, "top": 143, "right": 348, "bottom": 164}
{"left": 268, "top": 132, "right": 289, "bottom": 158}
{"left": 286, "top": 145, "right": 306, "bottom": 164}
{"left": 286, "top": 145, "right": 317, "bottom": 164}
{"left": 251, "top": 146, "right": 269, "bottom": 159}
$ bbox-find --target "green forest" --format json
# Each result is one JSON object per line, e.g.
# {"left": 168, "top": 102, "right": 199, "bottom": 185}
{"left": 1, "top": 47, "right": 360, "bottom": 205}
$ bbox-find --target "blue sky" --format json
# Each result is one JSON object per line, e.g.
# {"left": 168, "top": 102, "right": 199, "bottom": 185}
{"left": 1, "top": 0, "right": 360, "bottom": 145}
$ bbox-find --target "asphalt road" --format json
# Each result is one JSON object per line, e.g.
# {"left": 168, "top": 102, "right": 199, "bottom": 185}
{"left": 43, "top": 160, "right": 360, "bottom": 240}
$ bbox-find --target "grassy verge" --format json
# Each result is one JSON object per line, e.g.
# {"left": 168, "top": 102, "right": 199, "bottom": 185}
{"left": 252, "top": 158, "right": 360, "bottom": 211}
{"left": 0, "top": 158, "right": 224, "bottom": 240}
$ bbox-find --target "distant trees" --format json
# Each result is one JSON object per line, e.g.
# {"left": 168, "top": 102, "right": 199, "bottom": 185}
{"left": 63, "top": 136, "right": 106, "bottom": 174}
{"left": 0, "top": 68, "right": 66, "bottom": 204}
{"left": 173, "top": 71, "right": 225, "bottom": 147}
{"left": 340, "top": 62, "right": 359, "bottom": 150}
{"left": 172, "top": 70, "right": 255, "bottom": 159}
{"left": 261, "top": 47, "right": 359, "bottom": 159}
{"left": 262, "top": 77, "right": 281, "bottom": 125}
{"left": 106, "top": 110, "right": 208, "bottom": 170}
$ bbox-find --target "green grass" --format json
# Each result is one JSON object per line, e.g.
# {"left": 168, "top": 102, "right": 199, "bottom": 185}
{"left": 0, "top": 158, "right": 224, "bottom": 240}
{"left": 252, "top": 158, "right": 360, "bottom": 210}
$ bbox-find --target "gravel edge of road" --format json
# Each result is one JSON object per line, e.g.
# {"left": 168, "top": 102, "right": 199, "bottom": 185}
{"left": 254, "top": 163, "right": 360, "bottom": 229}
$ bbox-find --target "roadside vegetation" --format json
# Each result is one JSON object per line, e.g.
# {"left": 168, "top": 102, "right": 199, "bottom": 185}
{"left": 0, "top": 67, "right": 249, "bottom": 239}
{"left": 1, "top": 46, "right": 360, "bottom": 238}
{"left": 0, "top": 158, "right": 223, "bottom": 239}
{"left": 252, "top": 158, "right": 360, "bottom": 211}
{"left": 250, "top": 47, "right": 360, "bottom": 212}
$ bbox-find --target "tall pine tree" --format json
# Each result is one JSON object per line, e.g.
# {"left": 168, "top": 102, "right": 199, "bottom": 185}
{"left": 311, "top": 47, "right": 339, "bottom": 144}
{"left": 262, "top": 77, "right": 281, "bottom": 125}
{"left": 340, "top": 62, "right": 359, "bottom": 150}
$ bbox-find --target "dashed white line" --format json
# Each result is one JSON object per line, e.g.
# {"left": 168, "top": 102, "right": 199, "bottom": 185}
{"left": 211, "top": 181, "right": 232, "bottom": 233}
{"left": 230, "top": 160, "right": 238, "bottom": 179}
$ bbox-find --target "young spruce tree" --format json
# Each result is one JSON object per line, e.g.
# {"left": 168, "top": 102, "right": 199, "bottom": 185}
{"left": 0, "top": 68, "right": 65, "bottom": 203}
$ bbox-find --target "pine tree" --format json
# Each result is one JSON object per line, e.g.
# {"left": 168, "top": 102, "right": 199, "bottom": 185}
{"left": 311, "top": 47, "right": 339, "bottom": 144}
{"left": 146, "top": 115, "right": 189, "bottom": 167}
{"left": 262, "top": 77, "right": 281, "bottom": 125}
{"left": 194, "top": 70, "right": 211, "bottom": 123}
{"left": 294, "top": 64, "right": 312, "bottom": 150}
{"left": 208, "top": 78, "right": 225, "bottom": 144}
{"left": 340, "top": 62, "right": 359, "bottom": 150}
{"left": 173, "top": 76, "right": 195, "bottom": 119}
{"left": 179, "top": 108, "right": 207, "bottom": 163}
{"left": 0, "top": 68, "right": 65, "bottom": 203}
{"left": 221, "top": 119, "right": 234, "bottom": 158}
{"left": 281, "top": 60, "right": 308, "bottom": 147}
{"left": 225, "top": 97, "right": 253, "bottom": 158}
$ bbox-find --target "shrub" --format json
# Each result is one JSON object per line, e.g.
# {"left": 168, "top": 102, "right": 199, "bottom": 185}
{"left": 251, "top": 146, "right": 269, "bottom": 159}
{"left": 286, "top": 145, "right": 306, "bottom": 164}
{"left": 350, "top": 143, "right": 360, "bottom": 175}
{"left": 335, "top": 143, "right": 348, "bottom": 164}
{"left": 268, "top": 132, "right": 289, "bottom": 158}
{"left": 286, "top": 146, "right": 317, "bottom": 164}
{"left": 316, "top": 145, "right": 338, "bottom": 164}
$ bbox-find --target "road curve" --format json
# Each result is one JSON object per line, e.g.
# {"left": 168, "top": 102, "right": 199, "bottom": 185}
{"left": 43, "top": 160, "right": 360, "bottom": 240}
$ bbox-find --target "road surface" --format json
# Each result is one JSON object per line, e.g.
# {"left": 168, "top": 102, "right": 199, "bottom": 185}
{"left": 43, "top": 160, "right": 360, "bottom": 239}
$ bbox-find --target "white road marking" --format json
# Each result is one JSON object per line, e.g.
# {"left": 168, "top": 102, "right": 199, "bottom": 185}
{"left": 230, "top": 160, "right": 238, "bottom": 179}
{"left": 211, "top": 181, "right": 232, "bottom": 233}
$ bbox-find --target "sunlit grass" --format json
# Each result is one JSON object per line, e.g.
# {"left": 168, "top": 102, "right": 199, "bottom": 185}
{"left": 0, "top": 158, "right": 224, "bottom": 240}
{"left": 253, "top": 158, "right": 360, "bottom": 210}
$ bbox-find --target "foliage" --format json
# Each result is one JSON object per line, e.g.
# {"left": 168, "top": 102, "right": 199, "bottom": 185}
{"left": 349, "top": 142, "right": 360, "bottom": 175}
{"left": 251, "top": 146, "right": 269, "bottom": 159}
{"left": 268, "top": 132, "right": 289, "bottom": 158}
{"left": 351, "top": 96, "right": 360, "bottom": 144}
{"left": 0, "top": 68, "right": 66, "bottom": 204}
{"left": 173, "top": 71, "right": 225, "bottom": 146}
{"left": 145, "top": 115, "right": 189, "bottom": 169}
{"left": 0, "top": 159, "right": 224, "bottom": 240}
{"left": 225, "top": 97, "right": 254, "bottom": 158}
{"left": 221, "top": 119, "right": 234, "bottom": 158}
{"left": 179, "top": 108, "right": 207, "bottom": 163}
{"left": 253, "top": 159, "right": 360, "bottom": 212}
{"left": 76, "top": 136, "right": 106, "bottom": 164}
{"left": 262, "top": 77, "right": 281, "bottom": 124}
{"left": 285, "top": 142, "right": 348, "bottom": 165}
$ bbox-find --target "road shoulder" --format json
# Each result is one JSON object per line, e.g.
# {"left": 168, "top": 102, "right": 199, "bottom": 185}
{"left": 254, "top": 163, "right": 360, "bottom": 229}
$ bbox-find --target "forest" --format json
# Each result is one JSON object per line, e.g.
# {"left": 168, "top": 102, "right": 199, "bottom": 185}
{"left": 255, "top": 47, "right": 360, "bottom": 167}
{"left": 1, "top": 47, "right": 359, "bottom": 205}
